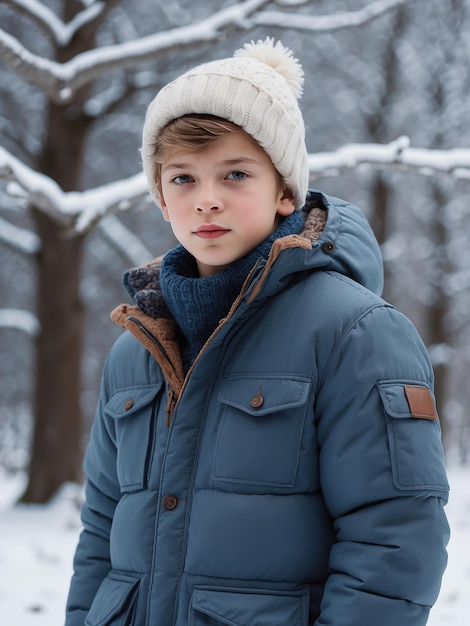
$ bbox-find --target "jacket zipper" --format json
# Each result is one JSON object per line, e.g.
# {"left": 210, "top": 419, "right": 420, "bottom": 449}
{"left": 164, "top": 389, "right": 177, "bottom": 427}
{"left": 143, "top": 396, "right": 159, "bottom": 486}
{"left": 127, "top": 316, "right": 173, "bottom": 365}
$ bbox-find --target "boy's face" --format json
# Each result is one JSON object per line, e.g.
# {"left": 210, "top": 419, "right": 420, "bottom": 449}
{"left": 159, "top": 129, "right": 295, "bottom": 277}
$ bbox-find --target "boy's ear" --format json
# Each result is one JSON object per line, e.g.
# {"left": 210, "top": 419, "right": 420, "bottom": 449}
{"left": 277, "top": 188, "right": 296, "bottom": 216}
{"left": 157, "top": 192, "right": 171, "bottom": 222}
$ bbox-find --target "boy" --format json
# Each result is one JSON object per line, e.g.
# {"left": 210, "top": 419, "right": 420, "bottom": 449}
{"left": 65, "top": 38, "right": 449, "bottom": 626}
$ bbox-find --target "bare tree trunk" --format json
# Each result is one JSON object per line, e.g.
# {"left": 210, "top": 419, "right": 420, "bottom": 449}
{"left": 21, "top": 0, "right": 104, "bottom": 502}
{"left": 22, "top": 212, "right": 85, "bottom": 502}
{"left": 21, "top": 99, "right": 89, "bottom": 503}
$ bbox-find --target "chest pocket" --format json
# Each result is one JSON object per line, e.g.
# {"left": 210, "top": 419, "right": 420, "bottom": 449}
{"left": 105, "top": 383, "right": 163, "bottom": 492}
{"left": 214, "top": 377, "right": 311, "bottom": 488}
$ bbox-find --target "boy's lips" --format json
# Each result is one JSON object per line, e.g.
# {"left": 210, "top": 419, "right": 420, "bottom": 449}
{"left": 193, "top": 224, "right": 230, "bottom": 239}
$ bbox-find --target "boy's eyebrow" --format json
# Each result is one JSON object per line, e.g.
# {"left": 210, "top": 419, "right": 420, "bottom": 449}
{"left": 162, "top": 156, "right": 260, "bottom": 173}
{"left": 221, "top": 157, "right": 260, "bottom": 166}
{"left": 162, "top": 162, "right": 191, "bottom": 173}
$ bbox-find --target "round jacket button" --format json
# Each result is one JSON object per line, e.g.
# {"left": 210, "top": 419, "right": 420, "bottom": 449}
{"left": 323, "top": 241, "right": 335, "bottom": 254}
{"left": 124, "top": 398, "right": 134, "bottom": 411}
{"left": 163, "top": 495, "right": 178, "bottom": 510}
{"left": 250, "top": 393, "right": 264, "bottom": 409}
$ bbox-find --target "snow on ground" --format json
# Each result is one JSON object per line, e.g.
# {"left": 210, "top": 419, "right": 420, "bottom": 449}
{"left": 0, "top": 465, "right": 468, "bottom": 625}
{"left": 0, "top": 473, "right": 82, "bottom": 625}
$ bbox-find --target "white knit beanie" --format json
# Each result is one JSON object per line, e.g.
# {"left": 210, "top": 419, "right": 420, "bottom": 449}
{"left": 141, "top": 38, "right": 309, "bottom": 209}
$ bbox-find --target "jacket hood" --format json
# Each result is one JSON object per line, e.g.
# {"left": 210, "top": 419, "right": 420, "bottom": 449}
{"left": 301, "top": 191, "right": 383, "bottom": 295}
{"left": 241, "top": 190, "right": 383, "bottom": 306}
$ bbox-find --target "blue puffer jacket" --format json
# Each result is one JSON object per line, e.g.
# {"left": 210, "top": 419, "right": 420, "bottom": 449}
{"left": 66, "top": 191, "right": 449, "bottom": 626}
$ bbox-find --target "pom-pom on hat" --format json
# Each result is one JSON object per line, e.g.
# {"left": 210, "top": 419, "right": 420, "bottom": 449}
{"left": 142, "top": 38, "right": 309, "bottom": 209}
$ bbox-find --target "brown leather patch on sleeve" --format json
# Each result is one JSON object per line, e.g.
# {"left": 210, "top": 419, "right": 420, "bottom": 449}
{"left": 404, "top": 385, "right": 438, "bottom": 420}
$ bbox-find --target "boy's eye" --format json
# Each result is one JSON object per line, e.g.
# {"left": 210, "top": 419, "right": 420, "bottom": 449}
{"left": 172, "top": 174, "right": 193, "bottom": 184}
{"left": 227, "top": 170, "right": 247, "bottom": 181}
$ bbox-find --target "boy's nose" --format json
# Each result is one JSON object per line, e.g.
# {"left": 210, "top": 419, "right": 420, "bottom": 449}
{"left": 196, "top": 204, "right": 220, "bottom": 213}
{"left": 195, "top": 182, "right": 223, "bottom": 213}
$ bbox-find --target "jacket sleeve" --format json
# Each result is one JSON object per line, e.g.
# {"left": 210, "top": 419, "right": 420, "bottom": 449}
{"left": 65, "top": 350, "right": 121, "bottom": 626}
{"left": 314, "top": 303, "right": 450, "bottom": 626}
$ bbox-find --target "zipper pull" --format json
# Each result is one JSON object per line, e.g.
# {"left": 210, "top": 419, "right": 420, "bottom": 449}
{"left": 165, "top": 389, "right": 177, "bottom": 427}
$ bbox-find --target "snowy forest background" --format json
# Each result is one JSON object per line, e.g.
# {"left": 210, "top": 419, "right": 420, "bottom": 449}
{"left": 1, "top": 0, "right": 470, "bottom": 506}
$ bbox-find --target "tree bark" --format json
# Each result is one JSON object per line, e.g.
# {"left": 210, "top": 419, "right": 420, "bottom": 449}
{"left": 21, "top": 0, "right": 100, "bottom": 502}
{"left": 21, "top": 97, "right": 89, "bottom": 503}
{"left": 22, "top": 212, "right": 85, "bottom": 502}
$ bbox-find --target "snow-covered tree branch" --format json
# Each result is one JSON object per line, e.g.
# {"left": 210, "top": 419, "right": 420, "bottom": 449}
{"left": 1, "top": 137, "right": 470, "bottom": 235}
{"left": 0, "top": 308, "right": 40, "bottom": 337}
{"left": 97, "top": 215, "right": 155, "bottom": 266}
{"left": 1, "top": 0, "right": 107, "bottom": 46}
{"left": 308, "top": 136, "right": 470, "bottom": 181}
{"left": 0, "top": 215, "right": 41, "bottom": 255}
{"left": 0, "top": 143, "right": 150, "bottom": 228}
{"left": 254, "top": 0, "right": 417, "bottom": 32}
{"left": 0, "top": 0, "right": 417, "bottom": 103}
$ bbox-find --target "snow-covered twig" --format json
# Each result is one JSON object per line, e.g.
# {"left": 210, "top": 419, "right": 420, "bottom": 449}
{"left": 308, "top": 136, "right": 470, "bottom": 180}
{"left": 0, "top": 308, "right": 40, "bottom": 337}
{"left": 276, "top": 0, "right": 311, "bottom": 6}
{"left": 2, "top": 0, "right": 106, "bottom": 46}
{"left": 254, "top": 0, "right": 417, "bottom": 32}
{"left": 97, "top": 215, "right": 155, "bottom": 266}
{"left": 73, "top": 175, "right": 150, "bottom": 232}
{"left": 0, "top": 216, "right": 41, "bottom": 255}
{"left": 0, "top": 146, "right": 78, "bottom": 225}
{"left": 0, "top": 30, "right": 67, "bottom": 101}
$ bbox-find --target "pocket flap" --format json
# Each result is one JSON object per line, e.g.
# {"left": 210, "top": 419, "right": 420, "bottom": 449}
{"left": 105, "top": 384, "right": 162, "bottom": 420}
{"left": 218, "top": 377, "right": 310, "bottom": 417}
{"left": 191, "top": 587, "right": 308, "bottom": 626}
{"left": 85, "top": 572, "right": 139, "bottom": 626}
{"left": 377, "top": 381, "right": 436, "bottom": 420}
